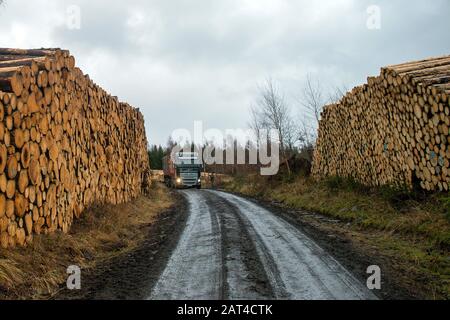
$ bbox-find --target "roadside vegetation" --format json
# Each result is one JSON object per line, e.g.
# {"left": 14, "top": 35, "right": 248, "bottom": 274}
{"left": 0, "top": 183, "right": 174, "bottom": 300}
{"left": 218, "top": 173, "right": 450, "bottom": 299}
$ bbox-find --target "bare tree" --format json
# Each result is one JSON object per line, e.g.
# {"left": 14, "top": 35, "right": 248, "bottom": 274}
{"left": 301, "top": 73, "right": 325, "bottom": 125}
{"left": 250, "top": 78, "right": 298, "bottom": 174}
{"left": 284, "top": 116, "right": 298, "bottom": 151}
{"left": 328, "top": 83, "right": 349, "bottom": 104}
{"left": 165, "top": 136, "right": 178, "bottom": 155}
{"left": 297, "top": 118, "right": 315, "bottom": 148}
{"left": 296, "top": 74, "right": 349, "bottom": 152}
{"left": 249, "top": 104, "right": 264, "bottom": 147}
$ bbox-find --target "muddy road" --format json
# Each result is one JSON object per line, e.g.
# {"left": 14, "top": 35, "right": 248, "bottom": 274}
{"left": 149, "top": 190, "right": 376, "bottom": 300}
{"left": 58, "top": 189, "right": 378, "bottom": 300}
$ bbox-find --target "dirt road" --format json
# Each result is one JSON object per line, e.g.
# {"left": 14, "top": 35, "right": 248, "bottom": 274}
{"left": 150, "top": 190, "right": 377, "bottom": 300}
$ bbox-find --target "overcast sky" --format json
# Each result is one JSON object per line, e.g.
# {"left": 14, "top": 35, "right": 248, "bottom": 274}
{"left": 0, "top": 0, "right": 449, "bottom": 145}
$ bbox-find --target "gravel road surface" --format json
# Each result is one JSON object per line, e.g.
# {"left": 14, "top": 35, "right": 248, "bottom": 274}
{"left": 150, "top": 190, "right": 377, "bottom": 300}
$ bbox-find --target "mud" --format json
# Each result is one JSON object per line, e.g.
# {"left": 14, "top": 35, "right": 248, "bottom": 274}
{"left": 55, "top": 191, "right": 189, "bottom": 300}
{"left": 57, "top": 189, "right": 386, "bottom": 300}
{"left": 150, "top": 190, "right": 376, "bottom": 300}
{"left": 225, "top": 190, "right": 416, "bottom": 300}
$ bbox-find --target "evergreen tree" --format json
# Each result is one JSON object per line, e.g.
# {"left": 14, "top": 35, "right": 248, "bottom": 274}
{"left": 148, "top": 144, "right": 165, "bottom": 170}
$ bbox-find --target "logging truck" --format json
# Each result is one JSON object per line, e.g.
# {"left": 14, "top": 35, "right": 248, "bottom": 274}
{"left": 163, "top": 152, "right": 203, "bottom": 189}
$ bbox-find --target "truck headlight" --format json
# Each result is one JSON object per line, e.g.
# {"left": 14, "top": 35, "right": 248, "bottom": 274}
{"left": 176, "top": 178, "right": 181, "bottom": 184}
{"left": 198, "top": 179, "right": 201, "bottom": 183}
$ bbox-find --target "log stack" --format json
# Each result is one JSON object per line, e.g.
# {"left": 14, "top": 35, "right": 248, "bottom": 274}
{"left": 312, "top": 55, "right": 450, "bottom": 192}
{"left": 0, "top": 48, "right": 150, "bottom": 248}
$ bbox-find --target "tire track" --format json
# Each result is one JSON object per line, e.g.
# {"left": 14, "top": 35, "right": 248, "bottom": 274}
{"left": 209, "top": 190, "right": 377, "bottom": 300}
{"left": 149, "top": 191, "right": 223, "bottom": 300}
{"left": 202, "top": 191, "right": 275, "bottom": 299}
{"left": 150, "top": 189, "right": 377, "bottom": 300}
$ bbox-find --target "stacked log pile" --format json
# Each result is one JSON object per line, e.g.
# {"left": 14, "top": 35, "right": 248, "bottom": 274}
{"left": 312, "top": 55, "right": 450, "bottom": 191}
{"left": 0, "top": 48, "right": 149, "bottom": 248}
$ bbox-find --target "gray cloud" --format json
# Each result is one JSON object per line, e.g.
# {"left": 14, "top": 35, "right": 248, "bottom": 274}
{"left": 0, "top": 0, "right": 449, "bottom": 145}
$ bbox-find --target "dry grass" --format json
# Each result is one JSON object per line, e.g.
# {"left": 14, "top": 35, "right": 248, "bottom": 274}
{"left": 0, "top": 183, "right": 173, "bottom": 300}
{"left": 220, "top": 174, "right": 450, "bottom": 299}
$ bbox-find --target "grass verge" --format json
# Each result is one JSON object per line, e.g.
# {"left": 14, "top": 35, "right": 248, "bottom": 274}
{"left": 219, "top": 174, "right": 450, "bottom": 299}
{"left": 0, "top": 183, "right": 174, "bottom": 300}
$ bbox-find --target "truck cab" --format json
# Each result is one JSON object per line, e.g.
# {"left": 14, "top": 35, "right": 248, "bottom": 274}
{"left": 163, "top": 152, "right": 203, "bottom": 189}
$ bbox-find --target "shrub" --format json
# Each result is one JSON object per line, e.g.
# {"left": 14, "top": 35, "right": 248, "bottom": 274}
{"left": 441, "top": 196, "right": 450, "bottom": 222}
{"left": 324, "top": 176, "right": 369, "bottom": 194}
{"left": 325, "top": 176, "right": 345, "bottom": 190}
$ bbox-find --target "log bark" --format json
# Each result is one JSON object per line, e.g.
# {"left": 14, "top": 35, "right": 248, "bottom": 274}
{"left": 313, "top": 55, "right": 450, "bottom": 192}
{"left": 0, "top": 48, "right": 151, "bottom": 248}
